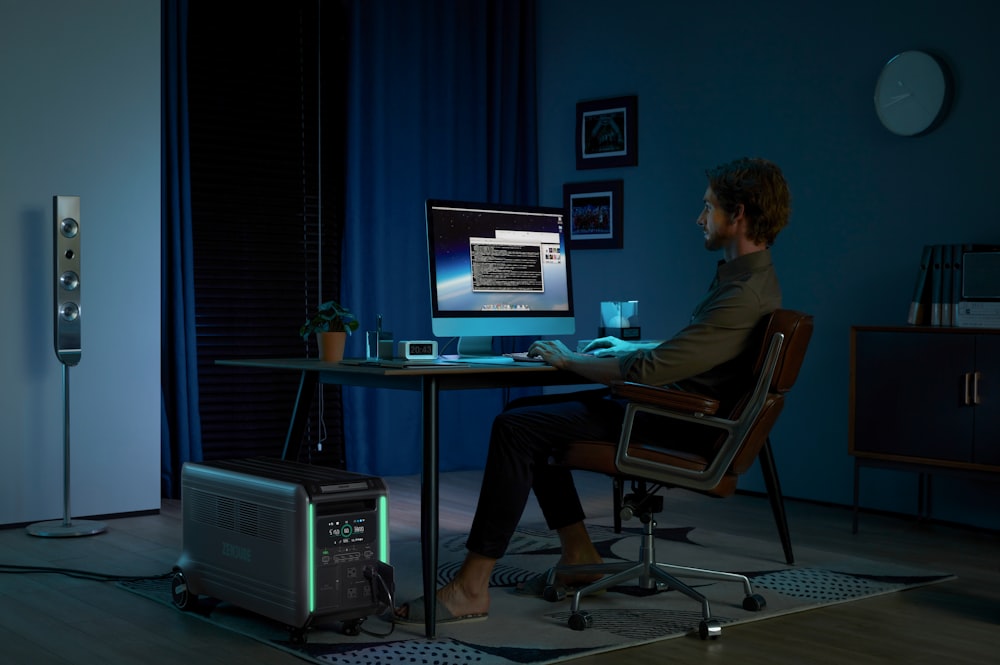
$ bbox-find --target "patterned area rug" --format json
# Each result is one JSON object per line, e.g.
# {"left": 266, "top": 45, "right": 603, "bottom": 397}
{"left": 119, "top": 519, "right": 953, "bottom": 665}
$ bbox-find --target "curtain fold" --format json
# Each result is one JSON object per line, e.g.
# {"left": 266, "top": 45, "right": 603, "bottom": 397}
{"left": 161, "top": 0, "right": 202, "bottom": 498}
{"left": 342, "top": 0, "right": 539, "bottom": 476}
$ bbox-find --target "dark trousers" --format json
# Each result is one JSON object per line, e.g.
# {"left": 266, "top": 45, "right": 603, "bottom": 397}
{"left": 465, "top": 389, "right": 624, "bottom": 559}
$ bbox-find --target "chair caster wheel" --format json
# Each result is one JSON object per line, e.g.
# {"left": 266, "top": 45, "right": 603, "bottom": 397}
{"left": 742, "top": 593, "right": 766, "bottom": 612}
{"left": 543, "top": 585, "right": 566, "bottom": 602}
{"left": 568, "top": 611, "right": 593, "bottom": 631}
{"left": 698, "top": 619, "right": 721, "bottom": 640}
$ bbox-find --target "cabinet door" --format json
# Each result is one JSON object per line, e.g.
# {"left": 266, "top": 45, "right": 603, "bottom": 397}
{"left": 854, "top": 331, "right": 975, "bottom": 462}
{"left": 974, "top": 335, "right": 1000, "bottom": 466}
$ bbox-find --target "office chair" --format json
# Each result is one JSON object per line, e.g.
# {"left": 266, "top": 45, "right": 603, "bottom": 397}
{"left": 547, "top": 309, "right": 813, "bottom": 638}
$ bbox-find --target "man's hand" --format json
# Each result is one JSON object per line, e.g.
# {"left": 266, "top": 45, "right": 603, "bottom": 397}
{"left": 581, "top": 336, "right": 636, "bottom": 357}
{"left": 526, "top": 339, "right": 575, "bottom": 369}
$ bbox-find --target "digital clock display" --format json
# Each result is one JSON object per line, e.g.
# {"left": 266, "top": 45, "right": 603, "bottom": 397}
{"left": 399, "top": 340, "right": 438, "bottom": 359}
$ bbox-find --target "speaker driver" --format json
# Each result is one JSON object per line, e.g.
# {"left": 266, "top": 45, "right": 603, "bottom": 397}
{"left": 60, "top": 217, "right": 79, "bottom": 238}
{"left": 59, "top": 302, "right": 80, "bottom": 321}
{"left": 59, "top": 270, "right": 79, "bottom": 291}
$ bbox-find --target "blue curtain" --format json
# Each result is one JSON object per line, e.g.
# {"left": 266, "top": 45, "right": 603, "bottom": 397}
{"left": 342, "top": 0, "right": 540, "bottom": 476}
{"left": 161, "top": 0, "right": 202, "bottom": 498}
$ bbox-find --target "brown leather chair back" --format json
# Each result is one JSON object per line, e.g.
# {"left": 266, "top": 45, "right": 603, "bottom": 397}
{"left": 728, "top": 309, "right": 813, "bottom": 476}
{"left": 756, "top": 309, "right": 813, "bottom": 396}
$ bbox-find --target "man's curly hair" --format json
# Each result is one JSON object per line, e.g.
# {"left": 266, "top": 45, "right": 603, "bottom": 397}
{"left": 706, "top": 157, "right": 791, "bottom": 246}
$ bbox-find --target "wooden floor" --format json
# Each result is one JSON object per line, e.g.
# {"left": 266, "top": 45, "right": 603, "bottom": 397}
{"left": 1, "top": 469, "right": 998, "bottom": 665}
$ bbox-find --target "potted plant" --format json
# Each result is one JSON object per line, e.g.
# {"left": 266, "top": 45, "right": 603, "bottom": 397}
{"left": 299, "top": 300, "right": 359, "bottom": 362}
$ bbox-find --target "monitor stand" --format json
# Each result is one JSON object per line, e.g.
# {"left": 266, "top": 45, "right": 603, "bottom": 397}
{"left": 457, "top": 336, "right": 493, "bottom": 356}
{"left": 455, "top": 336, "right": 514, "bottom": 364}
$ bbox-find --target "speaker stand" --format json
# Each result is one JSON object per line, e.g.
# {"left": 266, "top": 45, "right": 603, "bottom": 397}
{"left": 26, "top": 364, "right": 106, "bottom": 538}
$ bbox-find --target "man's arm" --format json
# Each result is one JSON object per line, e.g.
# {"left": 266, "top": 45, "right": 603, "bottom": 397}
{"left": 582, "top": 336, "right": 660, "bottom": 355}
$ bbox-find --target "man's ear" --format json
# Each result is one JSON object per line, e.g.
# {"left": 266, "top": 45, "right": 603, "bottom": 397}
{"left": 729, "top": 203, "right": 745, "bottom": 224}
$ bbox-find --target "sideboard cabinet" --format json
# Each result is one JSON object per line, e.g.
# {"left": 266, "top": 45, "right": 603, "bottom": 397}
{"left": 849, "top": 326, "right": 1000, "bottom": 530}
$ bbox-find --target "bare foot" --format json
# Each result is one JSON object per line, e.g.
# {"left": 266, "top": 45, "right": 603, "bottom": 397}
{"left": 395, "top": 579, "right": 490, "bottom": 620}
{"left": 554, "top": 552, "right": 604, "bottom": 587}
{"left": 439, "top": 578, "right": 489, "bottom": 616}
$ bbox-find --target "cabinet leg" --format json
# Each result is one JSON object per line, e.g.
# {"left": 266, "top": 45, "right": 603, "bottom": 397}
{"left": 922, "top": 473, "right": 934, "bottom": 521}
{"left": 917, "top": 473, "right": 926, "bottom": 520}
{"left": 852, "top": 459, "right": 861, "bottom": 534}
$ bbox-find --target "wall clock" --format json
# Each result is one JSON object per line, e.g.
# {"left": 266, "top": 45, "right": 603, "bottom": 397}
{"left": 874, "top": 50, "right": 952, "bottom": 136}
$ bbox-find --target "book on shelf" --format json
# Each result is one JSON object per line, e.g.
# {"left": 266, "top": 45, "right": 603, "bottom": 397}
{"left": 930, "top": 244, "right": 944, "bottom": 325}
{"left": 905, "top": 243, "right": 1000, "bottom": 328}
{"left": 909, "top": 243, "right": 969, "bottom": 326}
{"left": 951, "top": 243, "right": 965, "bottom": 326}
{"left": 942, "top": 244, "right": 954, "bottom": 326}
{"left": 907, "top": 245, "right": 934, "bottom": 325}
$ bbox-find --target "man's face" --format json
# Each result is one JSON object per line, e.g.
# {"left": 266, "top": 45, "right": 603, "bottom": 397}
{"left": 696, "top": 186, "right": 737, "bottom": 251}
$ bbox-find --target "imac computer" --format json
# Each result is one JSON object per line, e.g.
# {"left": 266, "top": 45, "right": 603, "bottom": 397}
{"left": 426, "top": 199, "right": 575, "bottom": 359}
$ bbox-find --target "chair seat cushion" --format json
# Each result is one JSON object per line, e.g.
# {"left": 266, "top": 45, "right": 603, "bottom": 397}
{"left": 556, "top": 440, "right": 738, "bottom": 497}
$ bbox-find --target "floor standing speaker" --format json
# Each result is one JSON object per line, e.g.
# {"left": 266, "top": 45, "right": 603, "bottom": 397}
{"left": 54, "top": 195, "right": 81, "bottom": 366}
{"left": 26, "top": 195, "right": 105, "bottom": 538}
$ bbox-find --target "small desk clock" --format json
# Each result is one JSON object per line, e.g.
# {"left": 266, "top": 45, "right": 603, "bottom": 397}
{"left": 397, "top": 340, "right": 438, "bottom": 360}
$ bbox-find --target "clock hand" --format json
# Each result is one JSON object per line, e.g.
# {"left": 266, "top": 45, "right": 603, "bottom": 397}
{"left": 882, "top": 92, "right": 912, "bottom": 108}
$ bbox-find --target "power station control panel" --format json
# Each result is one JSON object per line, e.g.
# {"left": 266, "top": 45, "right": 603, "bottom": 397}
{"left": 314, "top": 506, "right": 381, "bottom": 612}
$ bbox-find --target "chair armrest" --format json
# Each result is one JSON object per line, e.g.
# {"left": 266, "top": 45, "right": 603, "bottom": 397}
{"left": 611, "top": 381, "right": 720, "bottom": 416}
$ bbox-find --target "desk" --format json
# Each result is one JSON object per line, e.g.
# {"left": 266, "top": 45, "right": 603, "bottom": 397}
{"left": 217, "top": 358, "right": 584, "bottom": 637}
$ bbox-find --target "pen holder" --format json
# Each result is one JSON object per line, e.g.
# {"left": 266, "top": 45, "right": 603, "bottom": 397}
{"left": 366, "top": 330, "right": 394, "bottom": 360}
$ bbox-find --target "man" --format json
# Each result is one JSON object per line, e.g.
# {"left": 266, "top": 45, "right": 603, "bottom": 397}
{"left": 396, "top": 156, "right": 791, "bottom": 624}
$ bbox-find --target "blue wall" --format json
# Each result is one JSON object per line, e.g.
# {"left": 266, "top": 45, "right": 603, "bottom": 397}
{"left": 536, "top": 0, "right": 1000, "bottom": 529}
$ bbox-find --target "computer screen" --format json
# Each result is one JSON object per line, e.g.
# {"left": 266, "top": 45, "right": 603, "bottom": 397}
{"left": 426, "top": 199, "right": 575, "bottom": 342}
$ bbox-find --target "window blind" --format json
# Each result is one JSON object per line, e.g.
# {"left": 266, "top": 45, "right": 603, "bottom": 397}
{"left": 186, "top": 1, "right": 347, "bottom": 464}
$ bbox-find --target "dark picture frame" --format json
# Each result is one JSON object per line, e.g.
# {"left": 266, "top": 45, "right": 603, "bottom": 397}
{"left": 575, "top": 95, "right": 638, "bottom": 169}
{"left": 563, "top": 180, "right": 624, "bottom": 250}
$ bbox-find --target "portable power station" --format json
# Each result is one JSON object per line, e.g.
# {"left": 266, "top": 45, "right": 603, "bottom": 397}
{"left": 171, "top": 458, "right": 392, "bottom": 640}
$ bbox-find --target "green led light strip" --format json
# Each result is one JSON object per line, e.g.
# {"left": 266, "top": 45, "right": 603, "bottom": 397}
{"left": 307, "top": 503, "right": 316, "bottom": 613}
{"left": 378, "top": 495, "right": 389, "bottom": 563}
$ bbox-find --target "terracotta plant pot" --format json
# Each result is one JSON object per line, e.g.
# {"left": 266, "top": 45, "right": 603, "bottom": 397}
{"left": 316, "top": 331, "right": 347, "bottom": 362}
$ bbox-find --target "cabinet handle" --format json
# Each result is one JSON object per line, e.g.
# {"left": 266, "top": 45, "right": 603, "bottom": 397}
{"left": 964, "top": 372, "right": 971, "bottom": 405}
{"left": 973, "top": 371, "right": 982, "bottom": 405}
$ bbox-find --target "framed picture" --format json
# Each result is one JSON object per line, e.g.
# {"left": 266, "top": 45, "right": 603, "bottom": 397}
{"left": 563, "top": 180, "right": 624, "bottom": 250}
{"left": 575, "top": 95, "right": 638, "bottom": 169}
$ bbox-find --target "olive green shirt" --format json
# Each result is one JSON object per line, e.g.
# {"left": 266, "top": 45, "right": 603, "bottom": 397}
{"left": 618, "top": 249, "right": 781, "bottom": 402}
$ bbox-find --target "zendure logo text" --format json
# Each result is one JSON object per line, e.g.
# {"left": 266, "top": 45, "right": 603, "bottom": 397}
{"left": 222, "top": 542, "right": 252, "bottom": 562}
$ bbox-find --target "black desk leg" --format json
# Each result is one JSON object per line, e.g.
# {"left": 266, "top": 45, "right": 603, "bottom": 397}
{"left": 281, "top": 370, "right": 311, "bottom": 462}
{"left": 420, "top": 375, "right": 440, "bottom": 638}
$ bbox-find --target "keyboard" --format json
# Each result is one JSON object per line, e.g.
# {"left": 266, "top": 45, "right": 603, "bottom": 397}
{"left": 502, "top": 351, "right": 546, "bottom": 363}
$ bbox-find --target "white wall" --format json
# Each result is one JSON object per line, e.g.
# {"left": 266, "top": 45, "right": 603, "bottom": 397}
{"left": 0, "top": 0, "right": 160, "bottom": 525}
